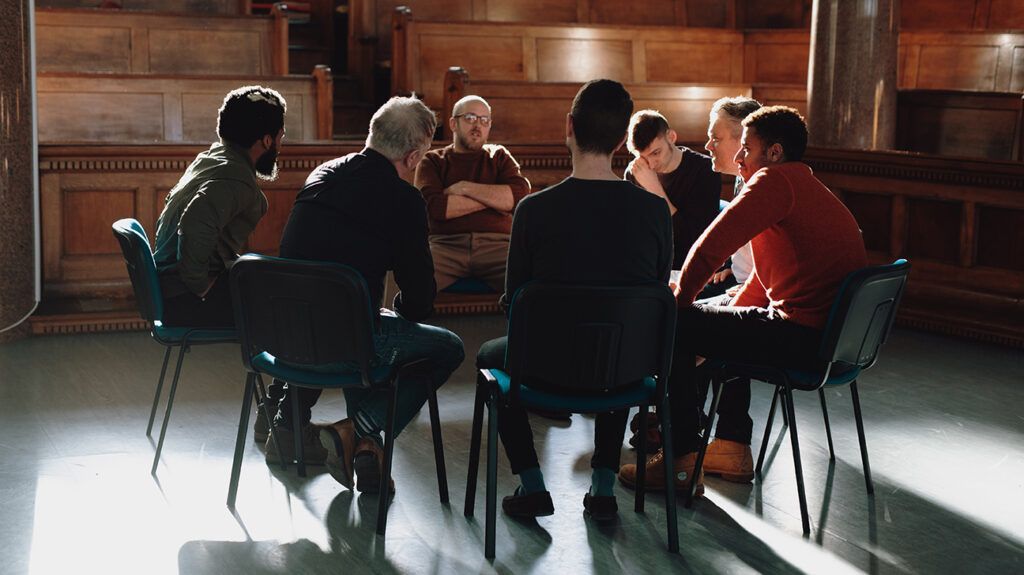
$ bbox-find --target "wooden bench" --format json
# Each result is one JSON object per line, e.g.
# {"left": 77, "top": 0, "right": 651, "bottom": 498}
{"left": 441, "top": 67, "right": 754, "bottom": 144}
{"left": 392, "top": 8, "right": 745, "bottom": 109}
{"left": 36, "top": 68, "right": 334, "bottom": 143}
{"left": 36, "top": 6, "right": 289, "bottom": 75}
{"left": 38, "top": 0, "right": 245, "bottom": 13}
{"left": 896, "top": 89, "right": 1024, "bottom": 161}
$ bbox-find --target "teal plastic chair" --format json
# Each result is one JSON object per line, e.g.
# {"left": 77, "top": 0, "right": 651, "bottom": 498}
{"left": 692, "top": 259, "right": 911, "bottom": 533}
{"left": 464, "top": 282, "right": 679, "bottom": 558}
{"left": 111, "top": 218, "right": 239, "bottom": 475}
{"left": 226, "top": 254, "right": 449, "bottom": 536}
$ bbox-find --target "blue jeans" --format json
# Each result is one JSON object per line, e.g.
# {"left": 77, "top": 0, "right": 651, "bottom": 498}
{"left": 273, "top": 311, "right": 465, "bottom": 438}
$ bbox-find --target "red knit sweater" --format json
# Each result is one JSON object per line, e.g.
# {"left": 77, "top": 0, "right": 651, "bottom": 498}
{"left": 678, "top": 162, "right": 867, "bottom": 329}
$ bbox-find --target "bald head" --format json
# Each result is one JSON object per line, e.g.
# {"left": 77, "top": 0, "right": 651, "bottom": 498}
{"left": 450, "top": 95, "right": 492, "bottom": 152}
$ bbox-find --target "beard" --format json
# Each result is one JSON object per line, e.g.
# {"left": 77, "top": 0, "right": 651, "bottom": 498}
{"left": 455, "top": 130, "right": 484, "bottom": 151}
{"left": 254, "top": 143, "right": 280, "bottom": 181}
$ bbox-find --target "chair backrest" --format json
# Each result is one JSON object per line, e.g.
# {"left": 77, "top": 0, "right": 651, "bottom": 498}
{"left": 506, "top": 282, "right": 677, "bottom": 396}
{"left": 229, "top": 254, "right": 377, "bottom": 383}
{"left": 819, "top": 259, "right": 911, "bottom": 370}
{"left": 111, "top": 218, "right": 163, "bottom": 322}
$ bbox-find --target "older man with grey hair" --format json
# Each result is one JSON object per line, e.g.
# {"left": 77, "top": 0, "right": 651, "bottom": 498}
{"left": 414, "top": 95, "right": 530, "bottom": 293}
{"left": 261, "top": 96, "right": 465, "bottom": 494}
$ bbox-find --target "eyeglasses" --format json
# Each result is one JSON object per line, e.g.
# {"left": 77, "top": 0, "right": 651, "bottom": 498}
{"left": 454, "top": 113, "right": 491, "bottom": 127}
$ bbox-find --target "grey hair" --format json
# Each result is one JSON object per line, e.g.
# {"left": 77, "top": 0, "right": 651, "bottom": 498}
{"left": 710, "top": 96, "right": 762, "bottom": 137}
{"left": 366, "top": 96, "right": 437, "bottom": 161}
{"left": 452, "top": 95, "right": 490, "bottom": 117}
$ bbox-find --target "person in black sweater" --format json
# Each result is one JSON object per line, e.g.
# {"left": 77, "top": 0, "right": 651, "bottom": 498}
{"left": 263, "top": 96, "right": 465, "bottom": 495}
{"left": 476, "top": 79, "right": 673, "bottom": 522}
{"left": 624, "top": 109, "right": 722, "bottom": 270}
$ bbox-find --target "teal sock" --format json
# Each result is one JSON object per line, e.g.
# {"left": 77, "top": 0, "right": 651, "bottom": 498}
{"left": 590, "top": 467, "right": 616, "bottom": 497}
{"left": 518, "top": 467, "right": 546, "bottom": 494}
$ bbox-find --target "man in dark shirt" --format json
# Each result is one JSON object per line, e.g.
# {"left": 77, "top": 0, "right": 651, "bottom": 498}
{"left": 477, "top": 80, "right": 673, "bottom": 522}
{"left": 624, "top": 109, "right": 721, "bottom": 269}
{"left": 264, "top": 96, "right": 465, "bottom": 494}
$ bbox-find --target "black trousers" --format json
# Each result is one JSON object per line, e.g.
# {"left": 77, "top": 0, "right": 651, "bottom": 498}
{"left": 476, "top": 336, "right": 629, "bottom": 475}
{"left": 161, "top": 273, "right": 234, "bottom": 328}
{"left": 670, "top": 302, "right": 822, "bottom": 454}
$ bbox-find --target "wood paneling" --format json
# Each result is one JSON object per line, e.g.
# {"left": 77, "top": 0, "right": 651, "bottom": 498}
{"left": 737, "top": 0, "right": 810, "bottom": 28}
{"left": 63, "top": 190, "right": 136, "bottom": 256}
{"left": 751, "top": 84, "right": 807, "bottom": 115}
{"left": 37, "top": 72, "right": 330, "bottom": 144}
{"left": 899, "top": 31, "right": 1024, "bottom": 92}
{"left": 36, "top": 8, "right": 285, "bottom": 76}
{"left": 37, "top": 0, "right": 240, "bottom": 12}
{"left": 976, "top": 206, "right": 1024, "bottom": 271}
{"left": 395, "top": 14, "right": 745, "bottom": 109}
{"left": 896, "top": 90, "right": 1024, "bottom": 161}
{"left": 840, "top": 191, "right": 890, "bottom": 254}
{"left": 486, "top": 0, "right": 579, "bottom": 23}
{"left": 902, "top": 0, "right": 1024, "bottom": 30}
{"left": 906, "top": 199, "right": 962, "bottom": 265}
{"left": 990, "top": 0, "right": 1024, "bottom": 29}
{"left": 743, "top": 30, "right": 810, "bottom": 84}
{"left": 588, "top": 0, "right": 680, "bottom": 25}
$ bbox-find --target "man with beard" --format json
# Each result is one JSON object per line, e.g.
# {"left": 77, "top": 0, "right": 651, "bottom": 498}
{"left": 153, "top": 85, "right": 286, "bottom": 328}
{"left": 414, "top": 95, "right": 530, "bottom": 293}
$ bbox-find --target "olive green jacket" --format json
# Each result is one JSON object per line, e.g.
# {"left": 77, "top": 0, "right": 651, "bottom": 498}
{"left": 153, "top": 142, "right": 268, "bottom": 297}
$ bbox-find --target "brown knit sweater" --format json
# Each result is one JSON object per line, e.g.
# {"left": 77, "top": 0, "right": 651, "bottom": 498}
{"left": 414, "top": 144, "right": 531, "bottom": 235}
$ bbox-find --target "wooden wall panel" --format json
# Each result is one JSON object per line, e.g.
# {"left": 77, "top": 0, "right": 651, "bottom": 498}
{"left": 415, "top": 34, "right": 526, "bottom": 103}
{"left": 37, "top": 26, "right": 131, "bottom": 74}
{"left": 36, "top": 9, "right": 282, "bottom": 76}
{"left": 535, "top": 39, "right": 634, "bottom": 83}
{"left": 906, "top": 199, "right": 962, "bottom": 265}
{"left": 900, "top": 0, "right": 977, "bottom": 30}
{"left": 841, "top": 191, "right": 891, "bottom": 253}
{"left": 485, "top": 0, "right": 579, "bottom": 22}
{"left": 63, "top": 190, "right": 135, "bottom": 256}
{"left": 990, "top": 0, "right": 1024, "bottom": 29}
{"left": 37, "top": 74, "right": 325, "bottom": 144}
{"left": 1012, "top": 47, "right": 1024, "bottom": 93}
{"left": 899, "top": 32, "right": 1024, "bottom": 92}
{"left": 976, "top": 206, "right": 1024, "bottom": 271}
{"left": 38, "top": 0, "right": 238, "bottom": 12}
{"left": 588, "top": 0, "right": 679, "bottom": 25}
{"left": 751, "top": 84, "right": 807, "bottom": 115}
{"left": 743, "top": 31, "right": 809, "bottom": 84}
{"left": 895, "top": 90, "right": 1023, "bottom": 161}
{"left": 916, "top": 46, "right": 1000, "bottom": 91}
{"left": 248, "top": 188, "right": 299, "bottom": 255}
{"left": 38, "top": 92, "right": 166, "bottom": 142}
{"left": 646, "top": 42, "right": 738, "bottom": 83}
{"left": 148, "top": 30, "right": 265, "bottom": 76}
{"left": 738, "top": 0, "right": 810, "bottom": 28}
{"left": 686, "top": 0, "right": 732, "bottom": 28}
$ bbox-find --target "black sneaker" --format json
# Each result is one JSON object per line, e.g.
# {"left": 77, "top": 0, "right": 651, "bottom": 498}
{"left": 583, "top": 492, "right": 618, "bottom": 522}
{"left": 502, "top": 486, "right": 554, "bottom": 518}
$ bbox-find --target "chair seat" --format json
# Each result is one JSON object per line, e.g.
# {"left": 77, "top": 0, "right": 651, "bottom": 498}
{"left": 490, "top": 369, "right": 658, "bottom": 413}
{"left": 251, "top": 351, "right": 396, "bottom": 388}
{"left": 708, "top": 360, "right": 861, "bottom": 390}
{"left": 442, "top": 277, "right": 497, "bottom": 294}
{"left": 152, "top": 321, "right": 237, "bottom": 344}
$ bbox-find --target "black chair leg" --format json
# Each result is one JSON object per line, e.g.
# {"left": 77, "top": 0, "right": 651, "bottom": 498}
{"left": 292, "top": 385, "right": 306, "bottom": 478}
{"left": 782, "top": 383, "right": 811, "bottom": 534}
{"left": 146, "top": 346, "right": 172, "bottom": 436}
{"left": 464, "top": 380, "right": 486, "bottom": 518}
{"left": 850, "top": 380, "right": 874, "bottom": 495}
{"left": 756, "top": 387, "right": 781, "bottom": 479}
{"left": 689, "top": 377, "right": 723, "bottom": 508}
{"left": 484, "top": 389, "right": 498, "bottom": 559}
{"left": 227, "top": 373, "right": 256, "bottom": 508}
{"left": 427, "top": 389, "right": 449, "bottom": 504}
{"left": 659, "top": 396, "right": 679, "bottom": 554}
{"left": 376, "top": 382, "right": 400, "bottom": 537}
{"left": 819, "top": 388, "right": 835, "bottom": 461}
{"left": 634, "top": 405, "right": 647, "bottom": 514}
{"left": 152, "top": 343, "right": 188, "bottom": 475}
{"left": 780, "top": 391, "right": 790, "bottom": 427}
{"left": 256, "top": 375, "right": 287, "bottom": 471}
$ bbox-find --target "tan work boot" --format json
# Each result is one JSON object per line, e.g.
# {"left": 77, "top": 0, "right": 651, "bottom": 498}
{"left": 319, "top": 419, "right": 357, "bottom": 488}
{"left": 618, "top": 450, "right": 704, "bottom": 497}
{"left": 353, "top": 437, "right": 395, "bottom": 494}
{"left": 265, "top": 423, "right": 328, "bottom": 465}
{"left": 703, "top": 438, "right": 754, "bottom": 483}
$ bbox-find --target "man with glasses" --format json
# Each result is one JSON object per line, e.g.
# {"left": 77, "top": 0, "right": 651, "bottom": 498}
{"left": 414, "top": 95, "right": 531, "bottom": 293}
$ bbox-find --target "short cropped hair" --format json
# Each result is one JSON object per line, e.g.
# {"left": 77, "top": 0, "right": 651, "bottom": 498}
{"left": 741, "top": 105, "right": 808, "bottom": 162}
{"left": 710, "top": 96, "right": 762, "bottom": 137}
{"left": 570, "top": 79, "right": 634, "bottom": 155}
{"left": 217, "top": 86, "right": 287, "bottom": 148}
{"left": 366, "top": 96, "right": 438, "bottom": 161}
{"left": 626, "top": 110, "right": 671, "bottom": 155}
{"left": 452, "top": 95, "right": 490, "bottom": 117}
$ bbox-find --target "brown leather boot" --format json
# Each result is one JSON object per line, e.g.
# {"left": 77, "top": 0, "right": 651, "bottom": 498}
{"left": 618, "top": 450, "right": 704, "bottom": 496}
{"left": 319, "top": 419, "right": 357, "bottom": 488}
{"left": 703, "top": 439, "right": 754, "bottom": 483}
{"left": 353, "top": 437, "right": 396, "bottom": 494}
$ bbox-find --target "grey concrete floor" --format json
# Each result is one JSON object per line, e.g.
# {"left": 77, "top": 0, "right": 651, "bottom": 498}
{"left": 0, "top": 315, "right": 1021, "bottom": 574}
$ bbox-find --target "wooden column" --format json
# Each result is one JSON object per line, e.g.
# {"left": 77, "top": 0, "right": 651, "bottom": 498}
{"left": 443, "top": 67, "right": 469, "bottom": 141}
{"left": 313, "top": 65, "right": 334, "bottom": 140}
{"left": 391, "top": 6, "right": 412, "bottom": 96}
